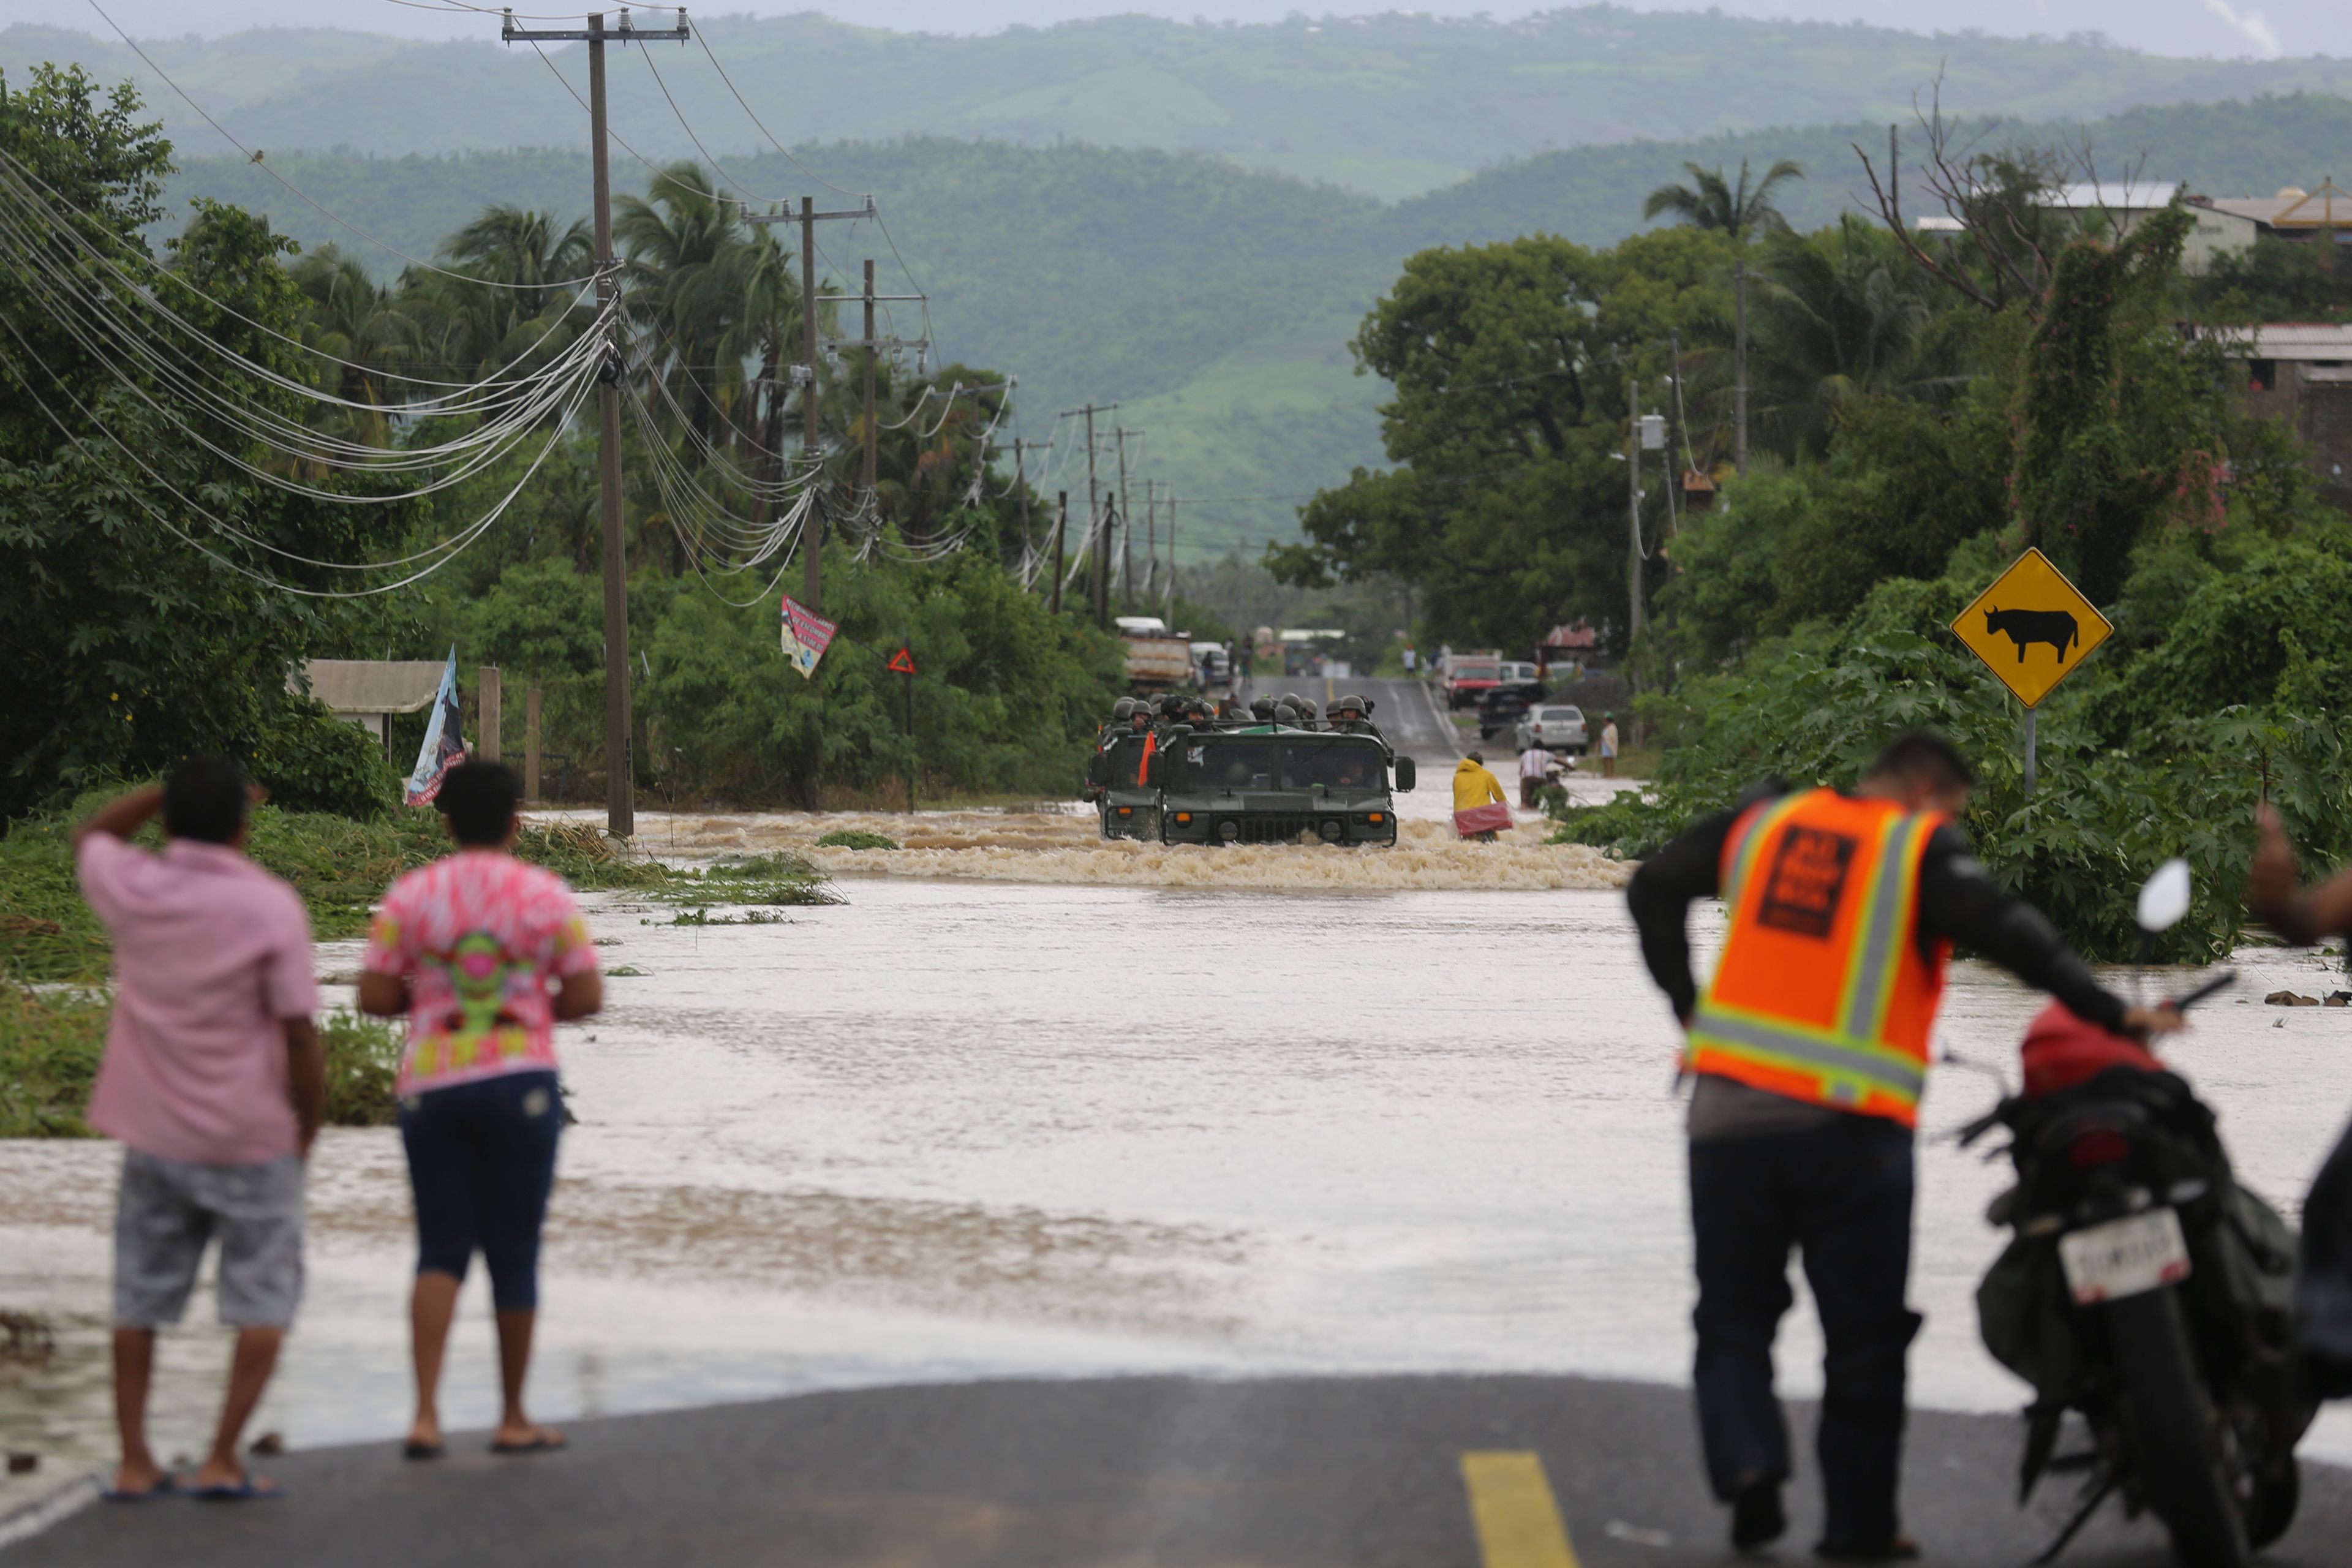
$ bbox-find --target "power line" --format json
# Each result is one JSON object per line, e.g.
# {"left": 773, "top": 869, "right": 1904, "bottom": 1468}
{"left": 82, "top": 0, "right": 600, "bottom": 294}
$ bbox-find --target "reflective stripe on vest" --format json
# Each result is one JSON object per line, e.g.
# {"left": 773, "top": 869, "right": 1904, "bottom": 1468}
{"left": 1686, "top": 790, "right": 1945, "bottom": 1126}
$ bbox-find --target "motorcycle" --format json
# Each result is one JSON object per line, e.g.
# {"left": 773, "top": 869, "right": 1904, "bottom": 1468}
{"left": 1960, "top": 862, "right": 2314, "bottom": 1568}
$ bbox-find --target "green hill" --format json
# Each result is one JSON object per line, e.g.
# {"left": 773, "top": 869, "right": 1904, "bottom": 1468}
{"left": 10, "top": 9, "right": 2351, "bottom": 201}
{"left": 142, "top": 89, "right": 2352, "bottom": 558}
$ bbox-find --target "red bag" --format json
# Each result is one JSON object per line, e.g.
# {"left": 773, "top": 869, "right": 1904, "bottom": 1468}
{"left": 1454, "top": 802, "right": 1514, "bottom": 837}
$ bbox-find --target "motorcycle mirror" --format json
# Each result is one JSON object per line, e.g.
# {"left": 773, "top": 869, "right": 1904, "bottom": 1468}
{"left": 2136, "top": 858, "right": 2193, "bottom": 934}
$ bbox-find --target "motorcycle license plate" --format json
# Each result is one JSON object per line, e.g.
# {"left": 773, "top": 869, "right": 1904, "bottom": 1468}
{"left": 2058, "top": 1208, "right": 2190, "bottom": 1305}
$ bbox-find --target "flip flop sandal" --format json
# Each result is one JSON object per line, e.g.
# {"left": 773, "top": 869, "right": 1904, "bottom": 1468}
{"left": 401, "top": 1440, "right": 445, "bottom": 1461}
{"left": 102, "top": 1478, "right": 180, "bottom": 1503}
{"left": 488, "top": 1433, "right": 567, "bottom": 1456}
{"left": 194, "top": 1476, "right": 286, "bottom": 1501}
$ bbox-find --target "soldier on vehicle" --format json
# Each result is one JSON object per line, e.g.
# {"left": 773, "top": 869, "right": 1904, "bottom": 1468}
{"left": 1329, "top": 695, "right": 1384, "bottom": 741}
{"left": 1626, "top": 733, "right": 2178, "bottom": 1562}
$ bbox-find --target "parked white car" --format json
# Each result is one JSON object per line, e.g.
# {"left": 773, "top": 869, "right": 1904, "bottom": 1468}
{"left": 1514, "top": 704, "right": 1588, "bottom": 755}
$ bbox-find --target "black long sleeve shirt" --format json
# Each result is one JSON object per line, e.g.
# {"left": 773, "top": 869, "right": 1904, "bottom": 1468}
{"left": 1627, "top": 794, "right": 2128, "bottom": 1036}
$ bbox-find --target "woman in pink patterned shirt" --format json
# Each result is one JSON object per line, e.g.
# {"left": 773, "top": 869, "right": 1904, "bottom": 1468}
{"left": 360, "top": 761, "right": 600, "bottom": 1460}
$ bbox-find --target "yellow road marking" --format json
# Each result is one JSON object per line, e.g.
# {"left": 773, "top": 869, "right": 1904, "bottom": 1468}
{"left": 1325, "top": 674, "right": 1335, "bottom": 704}
{"left": 1461, "top": 1451, "right": 1581, "bottom": 1568}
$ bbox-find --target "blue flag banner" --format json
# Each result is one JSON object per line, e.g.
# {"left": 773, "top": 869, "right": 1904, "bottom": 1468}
{"left": 404, "top": 646, "right": 466, "bottom": 805}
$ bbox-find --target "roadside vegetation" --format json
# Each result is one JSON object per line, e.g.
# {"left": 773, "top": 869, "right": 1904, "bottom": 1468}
{"left": 1281, "top": 130, "right": 2352, "bottom": 960}
{"left": 0, "top": 63, "right": 1125, "bottom": 827}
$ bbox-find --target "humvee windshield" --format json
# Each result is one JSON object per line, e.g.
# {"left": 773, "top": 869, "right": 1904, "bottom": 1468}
{"left": 1178, "top": 737, "right": 1386, "bottom": 793}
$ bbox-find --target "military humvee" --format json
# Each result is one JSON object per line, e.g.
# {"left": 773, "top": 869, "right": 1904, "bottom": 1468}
{"left": 1093, "top": 732, "right": 1159, "bottom": 840}
{"left": 1144, "top": 723, "right": 1416, "bottom": 846}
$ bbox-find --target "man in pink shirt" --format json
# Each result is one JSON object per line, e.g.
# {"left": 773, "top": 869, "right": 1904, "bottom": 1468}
{"left": 74, "top": 759, "right": 324, "bottom": 1502}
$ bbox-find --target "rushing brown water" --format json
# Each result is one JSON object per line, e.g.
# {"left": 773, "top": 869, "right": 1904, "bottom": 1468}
{"left": 7, "top": 804, "right": 2351, "bottom": 1498}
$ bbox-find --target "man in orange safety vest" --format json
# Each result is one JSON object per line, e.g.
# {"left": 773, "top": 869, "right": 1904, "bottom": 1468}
{"left": 1628, "top": 733, "right": 2177, "bottom": 1562}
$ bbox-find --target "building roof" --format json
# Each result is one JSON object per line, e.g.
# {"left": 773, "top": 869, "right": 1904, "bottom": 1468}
{"left": 2040, "top": 181, "right": 2184, "bottom": 212}
{"left": 296, "top": 659, "right": 450, "bottom": 715}
{"left": 2203, "top": 323, "right": 2352, "bottom": 361}
{"left": 2193, "top": 182, "right": 2350, "bottom": 232}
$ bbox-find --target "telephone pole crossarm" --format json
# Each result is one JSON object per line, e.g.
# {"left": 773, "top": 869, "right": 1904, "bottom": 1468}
{"left": 500, "top": 9, "right": 690, "bottom": 42}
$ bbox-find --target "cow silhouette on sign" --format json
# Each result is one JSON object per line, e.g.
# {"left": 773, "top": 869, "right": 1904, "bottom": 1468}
{"left": 1983, "top": 606, "right": 2079, "bottom": 663}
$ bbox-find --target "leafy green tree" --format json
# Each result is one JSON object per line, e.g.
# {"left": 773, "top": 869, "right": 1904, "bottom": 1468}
{"left": 2188, "top": 233, "right": 2352, "bottom": 325}
{"left": 0, "top": 64, "right": 413, "bottom": 819}
{"left": 1278, "top": 227, "right": 1730, "bottom": 649}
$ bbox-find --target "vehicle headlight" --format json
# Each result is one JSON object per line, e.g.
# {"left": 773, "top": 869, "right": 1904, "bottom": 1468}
{"left": 1216, "top": 820, "right": 1240, "bottom": 842}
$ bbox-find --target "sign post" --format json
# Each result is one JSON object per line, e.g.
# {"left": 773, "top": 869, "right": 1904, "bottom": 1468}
{"left": 1950, "top": 548, "right": 2113, "bottom": 796}
{"left": 888, "top": 645, "right": 918, "bottom": 813}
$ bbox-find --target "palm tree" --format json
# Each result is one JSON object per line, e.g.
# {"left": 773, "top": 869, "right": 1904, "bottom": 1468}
{"left": 1645, "top": 157, "right": 1805, "bottom": 476}
{"left": 615, "top": 163, "right": 745, "bottom": 462}
{"left": 287, "top": 243, "right": 415, "bottom": 449}
{"left": 415, "top": 206, "right": 597, "bottom": 380}
{"left": 1747, "top": 215, "right": 1943, "bottom": 461}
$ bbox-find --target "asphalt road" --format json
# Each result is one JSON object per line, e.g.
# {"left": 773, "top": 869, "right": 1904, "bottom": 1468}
{"left": 1234, "top": 674, "right": 1466, "bottom": 760}
{"left": 21, "top": 1374, "right": 2348, "bottom": 1567}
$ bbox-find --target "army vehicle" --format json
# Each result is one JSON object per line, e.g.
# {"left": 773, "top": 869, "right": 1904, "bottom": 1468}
{"left": 1145, "top": 723, "right": 1415, "bottom": 846}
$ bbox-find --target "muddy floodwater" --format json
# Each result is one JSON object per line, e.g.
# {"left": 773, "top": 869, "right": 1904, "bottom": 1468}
{"left": 7, "top": 797, "right": 2352, "bottom": 1491}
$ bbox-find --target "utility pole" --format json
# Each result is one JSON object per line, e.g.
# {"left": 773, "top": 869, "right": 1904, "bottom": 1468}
{"left": 1060, "top": 401, "right": 1117, "bottom": 628}
{"left": 1733, "top": 254, "right": 1750, "bottom": 478}
{"left": 801, "top": 199, "right": 820, "bottom": 608}
{"left": 1164, "top": 488, "right": 1177, "bottom": 622}
{"left": 1050, "top": 491, "right": 1068, "bottom": 616}
{"left": 861, "top": 260, "right": 877, "bottom": 500}
{"left": 1627, "top": 376, "right": 1645, "bottom": 652}
{"left": 1114, "top": 426, "right": 1142, "bottom": 608}
{"left": 500, "top": 6, "right": 690, "bottom": 838}
{"left": 1141, "top": 479, "right": 1156, "bottom": 603}
{"left": 1014, "top": 435, "right": 1030, "bottom": 565}
{"left": 1662, "top": 331, "right": 1684, "bottom": 545}
{"left": 744, "top": 190, "right": 875, "bottom": 611}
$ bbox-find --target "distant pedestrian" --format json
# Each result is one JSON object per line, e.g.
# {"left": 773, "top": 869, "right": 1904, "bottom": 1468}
{"left": 1600, "top": 714, "right": 1620, "bottom": 779}
{"left": 359, "top": 761, "right": 601, "bottom": 1460}
{"left": 1517, "top": 742, "right": 1556, "bottom": 809}
{"left": 74, "top": 760, "right": 323, "bottom": 1502}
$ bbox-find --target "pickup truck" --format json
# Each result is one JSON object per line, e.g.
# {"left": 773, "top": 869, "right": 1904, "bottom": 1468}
{"left": 1442, "top": 658, "right": 1502, "bottom": 710}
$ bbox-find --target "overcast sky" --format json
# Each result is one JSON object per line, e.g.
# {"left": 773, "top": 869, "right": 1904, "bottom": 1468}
{"left": 0, "top": 0, "right": 2332, "bottom": 59}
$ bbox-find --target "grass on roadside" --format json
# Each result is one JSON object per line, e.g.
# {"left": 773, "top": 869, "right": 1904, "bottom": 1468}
{"left": 2, "top": 799, "right": 841, "bottom": 987}
{"left": 0, "top": 988, "right": 402, "bottom": 1137}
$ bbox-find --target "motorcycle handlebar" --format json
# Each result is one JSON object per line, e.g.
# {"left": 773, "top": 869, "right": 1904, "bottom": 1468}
{"left": 2168, "top": 970, "right": 2237, "bottom": 1012}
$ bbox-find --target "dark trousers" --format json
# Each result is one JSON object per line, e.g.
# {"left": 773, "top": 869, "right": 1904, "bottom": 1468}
{"left": 2299, "top": 1114, "right": 2352, "bottom": 1389}
{"left": 399, "top": 1069, "right": 562, "bottom": 1311}
{"left": 1689, "top": 1113, "right": 1921, "bottom": 1550}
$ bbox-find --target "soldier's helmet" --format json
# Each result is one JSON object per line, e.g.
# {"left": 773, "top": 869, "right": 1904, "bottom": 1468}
{"left": 1339, "top": 694, "right": 1370, "bottom": 715}
{"left": 1112, "top": 697, "right": 1138, "bottom": 720}
{"left": 1250, "top": 697, "right": 1277, "bottom": 722}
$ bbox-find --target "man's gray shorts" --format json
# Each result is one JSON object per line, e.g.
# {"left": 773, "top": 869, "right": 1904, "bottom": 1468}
{"left": 113, "top": 1149, "right": 304, "bottom": 1330}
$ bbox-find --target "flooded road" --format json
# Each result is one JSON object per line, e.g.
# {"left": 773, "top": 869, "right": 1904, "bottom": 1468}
{"left": 7, "top": 791, "right": 2352, "bottom": 1497}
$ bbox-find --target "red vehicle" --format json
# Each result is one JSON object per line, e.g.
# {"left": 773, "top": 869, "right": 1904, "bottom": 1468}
{"left": 1442, "top": 658, "right": 1501, "bottom": 709}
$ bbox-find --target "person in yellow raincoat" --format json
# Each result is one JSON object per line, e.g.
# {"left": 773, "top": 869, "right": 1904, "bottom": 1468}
{"left": 1452, "top": 751, "right": 1510, "bottom": 841}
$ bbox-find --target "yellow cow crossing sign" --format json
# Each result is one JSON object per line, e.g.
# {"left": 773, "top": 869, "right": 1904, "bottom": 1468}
{"left": 1951, "top": 548, "right": 2113, "bottom": 707}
